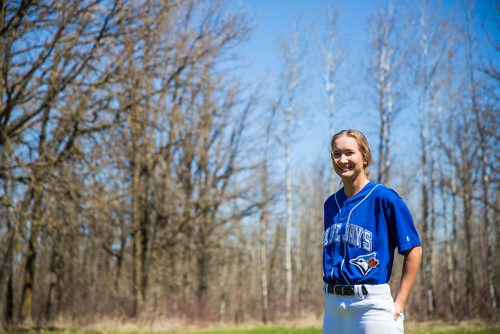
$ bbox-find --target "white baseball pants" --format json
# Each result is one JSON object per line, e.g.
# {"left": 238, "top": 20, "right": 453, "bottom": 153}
{"left": 323, "top": 284, "right": 404, "bottom": 334}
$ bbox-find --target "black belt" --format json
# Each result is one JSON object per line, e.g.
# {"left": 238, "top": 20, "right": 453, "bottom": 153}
{"left": 327, "top": 284, "right": 368, "bottom": 296}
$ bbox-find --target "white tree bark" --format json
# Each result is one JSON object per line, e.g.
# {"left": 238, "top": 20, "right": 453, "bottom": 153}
{"left": 319, "top": 3, "right": 344, "bottom": 194}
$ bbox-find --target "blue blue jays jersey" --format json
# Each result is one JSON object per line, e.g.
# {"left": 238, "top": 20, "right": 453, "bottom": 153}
{"left": 323, "top": 181, "right": 421, "bottom": 285}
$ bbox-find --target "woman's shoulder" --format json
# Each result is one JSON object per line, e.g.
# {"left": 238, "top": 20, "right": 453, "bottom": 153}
{"left": 371, "top": 183, "right": 404, "bottom": 202}
{"left": 324, "top": 188, "right": 344, "bottom": 206}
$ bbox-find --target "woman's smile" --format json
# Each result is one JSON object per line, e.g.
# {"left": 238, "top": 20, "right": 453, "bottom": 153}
{"left": 331, "top": 135, "right": 367, "bottom": 181}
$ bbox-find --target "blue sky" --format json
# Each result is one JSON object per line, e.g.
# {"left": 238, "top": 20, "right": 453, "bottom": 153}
{"left": 231, "top": 1, "right": 375, "bottom": 170}
{"left": 228, "top": 0, "right": 498, "bottom": 179}
{"left": 236, "top": 0, "right": 374, "bottom": 76}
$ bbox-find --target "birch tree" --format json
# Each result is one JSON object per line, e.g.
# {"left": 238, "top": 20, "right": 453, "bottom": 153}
{"left": 367, "top": 0, "right": 409, "bottom": 186}
{"left": 276, "top": 25, "right": 307, "bottom": 317}
{"left": 295, "top": 168, "right": 328, "bottom": 317}
{"left": 318, "top": 3, "right": 345, "bottom": 193}
{"left": 463, "top": 0, "right": 498, "bottom": 317}
{"left": 256, "top": 100, "right": 281, "bottom": 323}
{"left": 414, "top": 0, "right": 449, "bottom": 317}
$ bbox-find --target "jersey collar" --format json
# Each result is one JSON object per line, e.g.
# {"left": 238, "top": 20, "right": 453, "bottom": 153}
{"left": 338, "top": 181, "right": 377, "bottom": 204}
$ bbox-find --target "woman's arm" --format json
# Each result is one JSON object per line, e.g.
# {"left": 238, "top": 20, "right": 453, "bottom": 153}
{"left": 394, "top": 246, "right": 422, "bottom": 320}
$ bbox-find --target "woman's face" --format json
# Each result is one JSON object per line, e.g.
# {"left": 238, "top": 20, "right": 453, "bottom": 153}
{"left": 331, "top": 134, "right": 367, "bottom": 181}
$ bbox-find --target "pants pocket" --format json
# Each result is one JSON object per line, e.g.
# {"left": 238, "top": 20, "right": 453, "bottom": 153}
{"left": 394, "top": 312, "right": 404, "bottom": 333}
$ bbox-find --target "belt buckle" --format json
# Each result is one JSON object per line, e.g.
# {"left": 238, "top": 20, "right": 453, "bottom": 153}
{"left": 334, "top": 285, "right": 346, "bottom": 295}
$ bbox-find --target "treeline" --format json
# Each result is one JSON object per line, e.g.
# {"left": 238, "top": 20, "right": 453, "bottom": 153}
{"left": 0, "top": 0, "right": 498, "bottom": 329}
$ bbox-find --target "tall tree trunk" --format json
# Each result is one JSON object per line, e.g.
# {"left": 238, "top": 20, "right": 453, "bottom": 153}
{"left": 196, "top": 239, "right": 209, "bottom": 319}
{"left": 130, "top": 114, "right": 144, "bottom": 317}
{"left": 461, "top": 173, "right": 474, "bottom": 315}
{"left": 384, "top": 77, "right": 392, "bottom": 185}
{"left": 465, "top": 2, "right": 497, "bottom": 316}
{"left": 420, "top": 123, "right": 434, "bottom": 318}
{"left": 449, "top": 170, "right": 459, "bottom": 320}
{"left": 278, "top": 26, "right": 306, "bottom": 319}
{"left": 295, "top": 204, "right": 302, "bottom": 318}
{"left": 321, "top": 3, "right": 343, "bottom": 194}
{"left": 377, "top": 34, "right": 388, "bottom": 185}
{"left": 259, "top": 165, "right": 270, "bottom": 323}
{"left": 371, "top": 1, "right": 398, "bottom": 186}
{"left": 446, "top": 55, "right": 459, "bottom": 321}
{"left": 481, "top": 144, "right": 497, "bottom": 319}
{"left": 428, "top": 96, "right": 437, "bottom": 316}
{"left": 418, "top": 2, "right": 435, "bottom": 316}
{"left": 269, "top": 223, "right": 284, "bottom": 319}
{"left": 140, "top": 197, "right": 150, "bottom": 305}
{"left": 440, "top": 87, "right": 457, "bottom": 321}
{"left": 21, "top": 186, "right": 43, "bottom": 326}
{"left": 284, "top": 106, "right": 293, "bottom": 317}
{"left": 45, "top": 251, "right": 57, "bottom": 322}
{"left": 457, "top": 77, "right": 474, "bottom": 315}
{"left": 219, "top": 247, "right": 229, "bottom": 325}
{"left": 4, "top": 273, "right": 13, "bottom": 326}
{"left": 0, "top": 136, "right": 16, "bottom": 327}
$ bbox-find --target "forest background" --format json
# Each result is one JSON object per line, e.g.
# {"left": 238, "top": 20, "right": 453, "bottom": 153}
{"left": 0, "top": 0, "right": 498, "bottom": 330}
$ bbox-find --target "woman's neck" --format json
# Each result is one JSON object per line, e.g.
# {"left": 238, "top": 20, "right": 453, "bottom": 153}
{"left": 343, "top": 176, "right": 370, "bottom": 198}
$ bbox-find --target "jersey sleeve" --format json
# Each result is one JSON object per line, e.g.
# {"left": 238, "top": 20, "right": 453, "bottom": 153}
{"left": 386, "top": 192, "right": 421, "bottom": 254}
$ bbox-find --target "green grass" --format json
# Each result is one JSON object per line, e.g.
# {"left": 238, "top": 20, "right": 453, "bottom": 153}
{"left": 1, "top": 330, "right": 320, "bottom": 334}
{"left": 405, "top": 323, "right": 500, "bottom": 334}
{"left": 188, "top": 326, "right": 500, "bottom": 334}
{"left": 2, "top": 324, "right": 499, "bottom": 334}
{"left": 190, "top": 329, "right": 320, "bottom": 334}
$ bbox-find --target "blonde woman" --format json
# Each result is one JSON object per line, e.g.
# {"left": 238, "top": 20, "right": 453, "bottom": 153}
{"left": 322, "top": 129, "right": 422, "bottom": 334}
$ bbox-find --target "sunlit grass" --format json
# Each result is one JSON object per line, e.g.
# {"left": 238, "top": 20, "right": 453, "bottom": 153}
{"left": 2, "top": 323, "right": 499, "bottom": 334}
{"left": 406, "top": 322, "right": 500, "bottom": 334}
{"left": 190, "top": 328, "right": 320, "bottom": 334}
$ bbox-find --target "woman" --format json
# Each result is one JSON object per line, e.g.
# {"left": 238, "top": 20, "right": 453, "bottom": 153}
{"left": 323, "top": 129, "right": 422, "bottom": 334}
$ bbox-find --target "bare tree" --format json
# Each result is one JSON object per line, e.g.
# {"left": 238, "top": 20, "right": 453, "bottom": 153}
{"left": 464, "top": 0, "right": 498, "bottom": 318}
{"left": 413, "top": 0, "right": 449, "bottom": 318}
{"left": 367, "top": 0, "right": 409, "bottom": 186}
{"left": 1, "top": 0, "right": 499, "bottom": 327}
{"left": 0, "top": 0, "right": 123, "bottom": 326}
{"left": 437, "top": 49, "right": 460, "bottom": 321}
{"left": 294, "top": 167, "right": 328, "bottom": 318}
{"left": 99, "top": 0, "right": 253, "bottom": 318}
{"left": 256, "top": 100, "right": 281, "bottom": 323}
{"left": 276, "top": 24, "right": 308, "bottom": 317}
{"left": 318, "top": 3, "right": 345, "bottom": 193}
{"left": 0, "top": 0, "right": 255, "bottom": 326}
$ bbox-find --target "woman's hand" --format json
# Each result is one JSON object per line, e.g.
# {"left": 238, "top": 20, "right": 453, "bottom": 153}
{"left": 394, "top": 246, "right": 422, "bottom": 321}
{"left": 393, "top": 300, "right": 404, "bottom": 320}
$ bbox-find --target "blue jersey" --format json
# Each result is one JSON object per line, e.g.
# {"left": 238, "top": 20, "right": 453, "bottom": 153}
{"left": 323, "top": 181, "right": 421, "bottom": 285}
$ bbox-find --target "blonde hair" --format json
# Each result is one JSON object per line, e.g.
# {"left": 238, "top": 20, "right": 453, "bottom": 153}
{"left": 330, "top": 129, "right": 372, "bottom": 178}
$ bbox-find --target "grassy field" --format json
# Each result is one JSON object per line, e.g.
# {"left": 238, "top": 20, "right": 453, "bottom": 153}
{"left": 2, "top": 323, "right": 500, "bottom": 334}
{"left": 189, "top": 325, "right": 499, "bottom": 334}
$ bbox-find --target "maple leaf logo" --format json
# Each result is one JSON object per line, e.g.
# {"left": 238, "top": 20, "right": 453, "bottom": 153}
{"left": 367, "top": 257, "right": 379, "bottom": 268}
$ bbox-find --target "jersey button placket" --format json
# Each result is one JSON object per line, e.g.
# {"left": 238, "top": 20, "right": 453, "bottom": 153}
{"left": 337, "top": 210, "right": 347, "bottom": 255}
{"left": 339, "top": 204, "right": 349, "bottom": 219}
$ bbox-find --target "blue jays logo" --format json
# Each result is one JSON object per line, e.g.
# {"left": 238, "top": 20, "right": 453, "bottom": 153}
{"left": 349, "top": 252, "right": 379, "bottom": 276}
